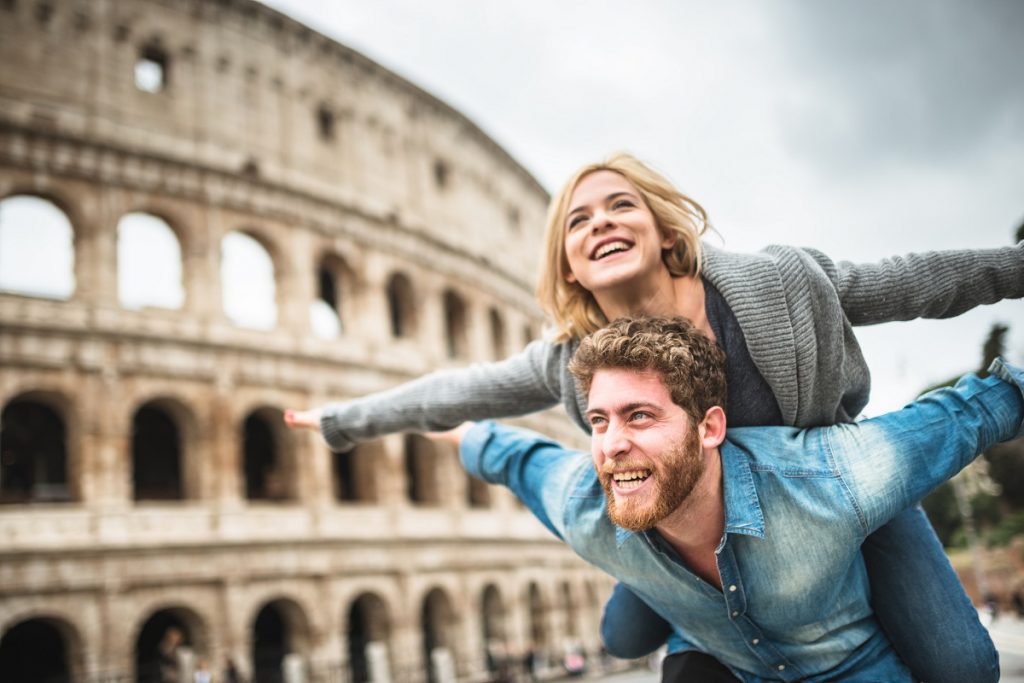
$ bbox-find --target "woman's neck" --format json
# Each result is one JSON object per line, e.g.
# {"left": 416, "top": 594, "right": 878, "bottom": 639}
{"left": 594, "top": 272, "right": 710, "bottom": 336}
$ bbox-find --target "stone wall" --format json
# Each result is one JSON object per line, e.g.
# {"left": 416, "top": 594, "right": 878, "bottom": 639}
{"left": 0, "top": 2, "right": 612, "bottom": 682}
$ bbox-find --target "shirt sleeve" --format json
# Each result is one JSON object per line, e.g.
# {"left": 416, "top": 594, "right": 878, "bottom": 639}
{"left": 319, "top": 340, "right": 565, "bottom": 452}
{"left": 828, "top": 359, "right": 1024, "bottom": 534}
{"left": 461, "top": 421, "right": 588, "bottom": 540}
{"left": 805, "top": 242, "right": 1024, "bottom": 326}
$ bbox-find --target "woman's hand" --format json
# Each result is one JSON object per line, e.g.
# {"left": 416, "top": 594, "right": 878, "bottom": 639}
{"left": 284, "top": 408, "right": 322, "bottom": 431}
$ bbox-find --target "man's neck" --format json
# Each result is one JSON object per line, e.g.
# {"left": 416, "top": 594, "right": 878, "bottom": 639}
{"left": 654, "top": 449, "right": 725, "bottom": 590}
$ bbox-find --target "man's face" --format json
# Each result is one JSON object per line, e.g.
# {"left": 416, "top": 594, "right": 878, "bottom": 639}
{"left": 586, "top": 368, "right": 705, "bottom": 531}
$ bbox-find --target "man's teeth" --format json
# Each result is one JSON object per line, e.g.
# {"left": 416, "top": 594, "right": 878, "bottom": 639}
{"left": 613, "top": 470, "right": 651, "bottom": 490}
{"left": 594, "top": 241, "right": 630, "bottom": 259}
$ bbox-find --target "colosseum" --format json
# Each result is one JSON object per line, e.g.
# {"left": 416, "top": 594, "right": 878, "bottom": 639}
{"left": 0, "top": 1, "right": 615, "bottom": 682}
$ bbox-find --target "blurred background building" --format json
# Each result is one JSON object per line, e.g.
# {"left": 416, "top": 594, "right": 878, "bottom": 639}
{"left": 0, "top": 1, "right": 613, "bottom": 681}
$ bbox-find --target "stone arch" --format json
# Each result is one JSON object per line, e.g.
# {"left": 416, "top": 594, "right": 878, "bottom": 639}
{"left": 385, "top": 271, "right": 416, "bottom": 339}
{"left": 559, "top": 580, "right": 578, "bottom": 639}
{"left": 0, "top": 194, "right": 75, "bottom": 300}
{"left": 333, "top": 439, "right": 380, "bottom": 503}
{"left": 442, "top": 289, "right": 468, "bottom": 359}
{"left": 480, "top": 584, "right": 508, "bottom": 677}
{"left": 130, "top": 396, "right": 198, "bottom": 501}
{"left": 1, "top": 390, "right": 74, "bottom": 504}
{"left": 525, "top": 582, "right": 549, "bottom": 663}
{"left": 345, "top": 592, "right": 392, "bottom": 683}
{"left": 116, "top": 211, "right": 186, "bottom": 310}
{"left": 0, "top": 614, "right": 83, "bottom": 683}
{"left": 240, "top": 406, "right": 296, "bottom": 502}
{"left": 132, "top": 605, "right": 210, "bottom": 683}
{"left": 249, "top": 597, "right": 312, "bottom": 683}
{"left": 403, "top": 434, "right": 439, "bottom": 506}
{"left": 220, "top": 229, "right": 279, "bottom": 330}
{"left": 488, "top": 307, "right": 506, "bottom": 360}
{"left": 421, "top": 587, "right": 458, "bottom": 683}
{"left": 467, "top": 471, "right": 490, "bottom": 509}
{"left": 311, "top": 250, "right": 355, "bottom": 339}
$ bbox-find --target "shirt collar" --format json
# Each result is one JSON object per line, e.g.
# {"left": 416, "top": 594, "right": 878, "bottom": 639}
{"left": 614, "top": 441, "right": 765, "bottom": 547}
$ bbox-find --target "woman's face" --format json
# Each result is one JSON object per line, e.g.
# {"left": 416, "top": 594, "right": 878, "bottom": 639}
{"left": 563, "top": 170, "right": 675, "bottom": 294}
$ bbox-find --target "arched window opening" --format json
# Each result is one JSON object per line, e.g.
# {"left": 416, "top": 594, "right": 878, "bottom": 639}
{"left": 386, "top": 272, "right": 415, "bottom": 339}
{"left": 443, "top": 290, "right": 468, "bottom": 360}
{"left": 134, "top": 609, "right": 202, "bottom": 683}
{"left": 488, "top": 308, "right": 506, "bottom": 360}
{"left": 421, "top": 589, "right": 456, "bottom": 683}
{"left": 221, "top": 231, "right": 277, "bottom": 330}
{"left": 0, "top": 195, "right": 75, "bottom": 300}
{"left": 560, "top": 581, "right": 578, "bottom": 639}
{"left": 132, "top": 404, "right": 183, "bottom": 501}
{"left": 404, "top": 435, "right": 439, "bottom": 506}
{"left": 311, "top": 255, "right": 352, "bottom": 340}
{"left": 252, "top": 600, "right": 309, "bottom": 683}
{"left": 135, "top": 44, "right": 169, "bottom": 93}
{"left": 347, "top": 594, "right": 391, "bottom": 683}
{"left": 526, "top": 583, "right": 548, "bottom": 672}
{"left": 467, "top": 473, "right": 490, "bottom": 509}
{"left": 433, "top": 159, "right": 450, "bottom": 190}
{"left": 242, "top": 411, "right": 293, "bottom": 502}
{"left": 117, "top": 212, "right": 185, "bottom": 310}
{"left": 1, "top": 397, "right": 69, "bottom": 504}
{"left": 522, "top": 324, "right": 535, "bottom": 349}
{"left": 316, "top": 104, "right": 335, "bottom": 142}
{"left": 333, "top": 440, "right": 379, "bottom": 503}
{"left": 481, "top": 586, "right": 507, "bottom": 677}
{"left": 0, "top": 618, "right": 73, "bottom": 683}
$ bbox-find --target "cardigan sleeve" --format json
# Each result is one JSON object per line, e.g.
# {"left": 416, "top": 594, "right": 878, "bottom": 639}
{"left": 320, "top": 340, "right": 567, "bottom": 452}
{"left": 804, "top": 242, "right": 1024, "bottom": 326}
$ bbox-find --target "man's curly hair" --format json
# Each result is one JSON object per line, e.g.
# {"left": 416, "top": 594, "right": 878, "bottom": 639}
{"left": 569, "top": 316, "right": 727, "bottom": 423}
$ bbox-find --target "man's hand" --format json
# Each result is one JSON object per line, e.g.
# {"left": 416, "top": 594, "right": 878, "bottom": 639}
{"left": 284, "top": 408, "right": 322, "bottom": 431}
{"left": 425, "top": 422, "right": 475, "bottom": 449}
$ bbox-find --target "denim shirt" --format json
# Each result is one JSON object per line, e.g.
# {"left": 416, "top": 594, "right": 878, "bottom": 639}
{"left": 461, "top": 360, "right": 1024, "bottom": 683}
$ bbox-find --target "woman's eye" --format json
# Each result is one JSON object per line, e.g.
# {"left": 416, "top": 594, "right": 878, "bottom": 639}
{"left": 612, "top": 199, "right": 635, "bottom": 210}
{"left": 567, "top": 214, "right": 587, "bottom": 230}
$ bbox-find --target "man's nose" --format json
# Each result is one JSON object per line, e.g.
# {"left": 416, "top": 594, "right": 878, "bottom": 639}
{"left": 600, "top": 422, "right": 630, "bottom": 460}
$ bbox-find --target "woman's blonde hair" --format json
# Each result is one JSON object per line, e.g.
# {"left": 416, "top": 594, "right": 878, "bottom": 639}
{"left": 536, "top": 153, "right": 711, "bottom": 342}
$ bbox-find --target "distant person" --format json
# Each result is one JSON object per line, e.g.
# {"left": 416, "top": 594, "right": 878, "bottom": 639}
{"left": 287, "top": 153, "right": 1024, "bottom": 682}
{"left": 158, "top": 627, "right": 184, "bottom": 683}
{"left": 431, "top": 316, "right": 1024, "bottom": 681}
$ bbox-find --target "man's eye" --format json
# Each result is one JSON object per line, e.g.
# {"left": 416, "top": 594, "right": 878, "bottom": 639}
{"left": 629, "top": 411, "right": 651, "bottom": 422}
{"left": 589, "top": 416, "right": 607, "bottom": 428}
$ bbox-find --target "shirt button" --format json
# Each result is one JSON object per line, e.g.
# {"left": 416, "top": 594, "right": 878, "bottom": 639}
{"left": 729, "top": 584, "right": 737, "bottom": 592}
{"left": 777, "top": 665, "right": 785, "bottom": 671}
{"left": 751, "top": 639, "right": 759, "bottom": 645}
{"left": 731, "top": 610, "right": 738, "bottom": 617}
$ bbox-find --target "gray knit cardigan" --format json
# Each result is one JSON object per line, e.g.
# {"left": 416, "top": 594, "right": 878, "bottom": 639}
{"left": 321, "top": 243, "right": 1024, "bottom": 451}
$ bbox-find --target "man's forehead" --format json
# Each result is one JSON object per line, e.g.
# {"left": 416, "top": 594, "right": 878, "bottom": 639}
{"left": 587, "top": 367, "right": 673, "bottom": 409}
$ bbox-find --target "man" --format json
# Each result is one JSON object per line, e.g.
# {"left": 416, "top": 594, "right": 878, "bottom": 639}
{"left": 433, "top": 317, "right": 1024, "bottom": 682}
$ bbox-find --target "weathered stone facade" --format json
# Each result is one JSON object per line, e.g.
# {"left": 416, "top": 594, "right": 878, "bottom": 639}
{"left": 0, "top": 1, "right": 612, "bottom": 681}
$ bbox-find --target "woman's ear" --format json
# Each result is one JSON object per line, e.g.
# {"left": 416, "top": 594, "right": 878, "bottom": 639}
{"left": 660, "top": 229, "right": 678, "bottom": 251}
{"left": 697, "top": 406, "right": 727, "bottom": 448}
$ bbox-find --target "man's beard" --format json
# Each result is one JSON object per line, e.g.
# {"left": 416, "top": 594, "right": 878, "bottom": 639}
{"left": 600, "top": 427, "right": 704, "bottom": 532}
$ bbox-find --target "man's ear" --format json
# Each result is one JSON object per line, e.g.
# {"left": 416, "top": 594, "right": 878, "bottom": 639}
{"left": 697, "top": 406, "right": 726, "bottom": 448}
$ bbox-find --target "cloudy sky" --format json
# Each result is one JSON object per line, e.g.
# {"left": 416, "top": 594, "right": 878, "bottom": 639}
{"left": 257, "top": 0, "right": 1024, "bottom": 416}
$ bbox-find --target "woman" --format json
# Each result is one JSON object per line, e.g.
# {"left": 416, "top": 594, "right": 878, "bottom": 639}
{"left": 288, "top": 153, "right": 1023, "bottom": 682}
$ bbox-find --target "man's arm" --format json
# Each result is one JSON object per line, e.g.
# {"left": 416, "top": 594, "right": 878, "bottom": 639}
{"left": 829, "top": 359, "right": 1024, "bottom": 533}
{"left": 456, "top": 421, "right": 590, "bottom": 540}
